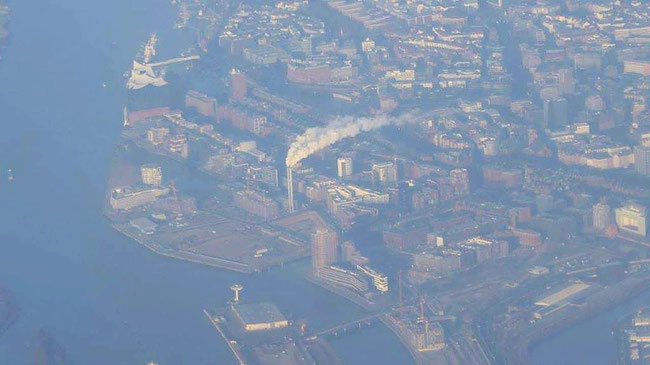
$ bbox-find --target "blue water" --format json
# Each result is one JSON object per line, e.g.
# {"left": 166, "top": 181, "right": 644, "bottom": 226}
{"left": 0, "top": 0, "right": 412, "bottom": 364}
{"left": 530, "top": 289, "right": 650, "bottom": 365}
{"left": 5, "top": 1, "right": 636, "bottom": 364}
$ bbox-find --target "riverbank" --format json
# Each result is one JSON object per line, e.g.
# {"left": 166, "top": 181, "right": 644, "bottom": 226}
{"left": 304, "top": 272, "right": 377, "bottom": 311}
{"left": 523, "top": 275, "right": 650, "bottom": 364}
{"left": 110, "top": 221, "right": 257, "bottom": 274}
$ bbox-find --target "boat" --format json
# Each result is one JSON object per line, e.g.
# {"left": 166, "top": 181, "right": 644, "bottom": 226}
{"left": 143, "top": 34, "right": 157, "bottom": 64}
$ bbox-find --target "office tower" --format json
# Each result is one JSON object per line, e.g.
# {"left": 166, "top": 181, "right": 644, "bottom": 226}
{"left": 337, "top": 157, "right": 353, "bottom": 178}
{"left": 615, "top": 203, "right": 648, "bottom": 237}
{"left": 635, "top": 145, "right": 650, "bottom": 176}
{"left": 141, "top": 164, "right": 162, "bottom": 187}
{"left": 592, "top": 202, "right": 611, "bottom": 231}
{"left": 311, "top": 229, "right": 339, "bottom": 272}
{"left": 230, "top": 69, "right": 247, "bottom": 100}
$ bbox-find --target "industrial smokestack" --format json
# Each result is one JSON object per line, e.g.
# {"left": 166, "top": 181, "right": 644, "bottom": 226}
{"left": 287, "top": 166, "right": 295, "bottom": 213}
{"left": 285, "top": 113, "right": 413, "bottom": 168}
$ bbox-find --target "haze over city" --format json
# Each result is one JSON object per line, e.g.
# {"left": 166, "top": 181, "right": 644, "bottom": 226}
{"left": 2, "top": 0, "right": 650, "bottom": 364}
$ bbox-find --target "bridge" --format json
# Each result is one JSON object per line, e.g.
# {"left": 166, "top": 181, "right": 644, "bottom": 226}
{"left": 308, "top": 311, "right": 390, "bottom": 339}
{"left": 306, "top": 307, "right": 456, "bottom": 339}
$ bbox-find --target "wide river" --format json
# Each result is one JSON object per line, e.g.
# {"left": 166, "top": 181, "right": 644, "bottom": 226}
{"left": 0, "top": 0, "right": 413, "bottom": 363}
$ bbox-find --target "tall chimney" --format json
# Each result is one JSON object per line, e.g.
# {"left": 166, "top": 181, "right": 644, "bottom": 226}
{"left": 287, "top": 166, "right": 295, "bottom": 213}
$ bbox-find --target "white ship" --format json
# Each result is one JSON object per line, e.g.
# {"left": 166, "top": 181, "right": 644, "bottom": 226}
{"left": 142, "top": 34, "right": 157, "bottom": 64}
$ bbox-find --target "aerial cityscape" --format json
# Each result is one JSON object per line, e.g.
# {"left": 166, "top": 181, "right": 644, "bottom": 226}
{"left": 3, "top": 0, "right": 650, "bottom": 364}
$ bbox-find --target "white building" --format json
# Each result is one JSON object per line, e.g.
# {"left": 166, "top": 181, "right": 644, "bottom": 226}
{"left": 337, "top": 157, "right": 353, "bottom": 178}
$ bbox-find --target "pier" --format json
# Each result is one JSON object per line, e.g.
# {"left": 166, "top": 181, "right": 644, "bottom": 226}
{"left": 203, "top": 309, "right": 247, "bottom": 365}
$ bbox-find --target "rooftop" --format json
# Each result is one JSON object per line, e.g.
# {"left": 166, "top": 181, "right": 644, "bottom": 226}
{"left": 232, "top": 302, "right": 287, "bottom": 325}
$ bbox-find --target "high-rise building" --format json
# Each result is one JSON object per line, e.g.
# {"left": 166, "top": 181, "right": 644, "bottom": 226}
{"left": 398, "top": 180, "right": 416, "bottom": 212}
{"left": 450, "top": 168, "right": 470, "bottom": 196}
{"left": 592, "top": 202, "right": 611, "bottom": 231}
{"left": 140, "top": 164, "right": 162, "bottom": 187}
{"left": 311, "top": 229, "right": 339, "bottom": 272}
{"left": 230, "top": 69, "right": 247, "bottom": 100}
{"left": 337, "top": 157, "right": 353, "bottom": 178}
{"left": 615, "top": 203, "right": 648, "bottom": 237}
{"left": 372, "top": 162, "right": 398, "bottom": 185}
{"left": 634, "top": 145, "right": 650, "bottom": 176}
{"left": 544, "top": 97, "right": 569, "bottom": 129}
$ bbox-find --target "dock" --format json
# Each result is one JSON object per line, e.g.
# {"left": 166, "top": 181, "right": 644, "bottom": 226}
{"left": 203, "top": 309, "right": 247, "bottom": 365}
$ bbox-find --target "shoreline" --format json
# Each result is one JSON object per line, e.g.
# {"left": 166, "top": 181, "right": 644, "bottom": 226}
{"left": 522, "top": 275, "right": 650, "bottom": 363}
{"left": 380, "top": 315, "right": 427, "bottom": 365}
{"left": 303, "top": 272, "right": 377, "bottom": 311}
{"left": 109, "top": 220, "right": 258, "bottom": 274}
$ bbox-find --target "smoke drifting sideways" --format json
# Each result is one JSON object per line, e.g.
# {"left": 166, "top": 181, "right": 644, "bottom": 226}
{"left": 286, "top": 113, "right": 414, "bottom": 168}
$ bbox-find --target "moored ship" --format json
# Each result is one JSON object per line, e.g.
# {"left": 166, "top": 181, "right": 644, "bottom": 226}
{"left": 125, "top": 35, "right": 172, "bottom": 124}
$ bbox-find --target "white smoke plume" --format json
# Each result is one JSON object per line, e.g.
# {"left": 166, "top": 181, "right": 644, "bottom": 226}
{"left": 286, "top": 113, "right": 414, "bottom": 167}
